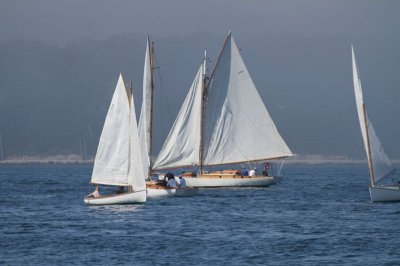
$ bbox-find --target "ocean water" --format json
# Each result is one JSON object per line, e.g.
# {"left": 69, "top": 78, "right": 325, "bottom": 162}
{"left": 1, "top": 163, "right": 400, "bottom": 266}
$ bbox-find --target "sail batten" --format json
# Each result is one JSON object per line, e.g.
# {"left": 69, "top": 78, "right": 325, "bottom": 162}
{"left": 352, "top": 46, "right": 394, "bottom": 184}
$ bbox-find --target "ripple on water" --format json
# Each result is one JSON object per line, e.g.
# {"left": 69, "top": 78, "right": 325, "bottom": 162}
{"left": 1, "top": 164, "right": 400, "bottom": 265}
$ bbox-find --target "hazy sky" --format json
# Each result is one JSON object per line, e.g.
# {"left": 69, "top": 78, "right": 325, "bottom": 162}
{"left": 1, "top": 0, "right": 399, "bottom": 159}
{"left": 2, "top": 0, "right": 399, "bottom": 46}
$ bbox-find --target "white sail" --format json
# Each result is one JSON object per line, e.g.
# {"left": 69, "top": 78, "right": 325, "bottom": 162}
{"left": 138, "top": 37, "right": 152, "bottom": 176}
{"left": 203, "top": 33, "right": 293, "bottom": 166}
{"left": 91, "top": 74, "right": 131, "bottom": 186}
{"left": 352, "top": 46, "right": 394, "bottom": 183}
{"left": 127, "top": 92, "right": 147, "bottom": 191}
{"left": 153, "top": 62, "right": 204, "bottom": 170}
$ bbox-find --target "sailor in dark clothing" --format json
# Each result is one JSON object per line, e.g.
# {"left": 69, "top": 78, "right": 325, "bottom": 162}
{"left": 156, "top": 172, "right": 174, "bottom": 187}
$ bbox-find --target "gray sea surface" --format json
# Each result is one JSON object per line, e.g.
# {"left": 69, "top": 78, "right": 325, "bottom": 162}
{"left": 1, "top": 164, "right": 399, "bottom": 265}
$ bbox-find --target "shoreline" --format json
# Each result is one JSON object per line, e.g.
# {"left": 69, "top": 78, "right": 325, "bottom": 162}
{"left": 0, "top": 156, "right": 400, "bottom": 165}
{"left": 1, "top": 155, "right": 399, "bottom": 166}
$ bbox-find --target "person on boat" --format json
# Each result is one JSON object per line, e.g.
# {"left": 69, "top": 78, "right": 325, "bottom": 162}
{"left": 263, "top": 162, "right": 270, "bottom": 176}
{"left": 167, "top": 176, "right": 179, "bottom": 188}
{"left": 116, "top": 186, "right": 125, "bottom": 194}
{"left": 155, "top": 174, "right": 168, "bottom": 187}
{"left": 179, "top": 174, "right": 187, "bottom": 188}
{"left": 87, "top": 186, "right": 100, "bottom": 198}
{"left": 165, "top": 172, "right": 174, "bottom": 180}
{"left": 156, "top": 172, "right": 174, "bottom": 187}
{"left": 249, "top": 167, "right": 256, "bottom": 177}
{"left": 242, "top": 168, "right": 249, "bottom": 177}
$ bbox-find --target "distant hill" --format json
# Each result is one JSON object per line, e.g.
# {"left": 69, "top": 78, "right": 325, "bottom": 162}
{"left": 0, "top": 33, "right": 399, "bottom": 160}
{"left": 0, "top": 33, "right": 216, "bottom": 158}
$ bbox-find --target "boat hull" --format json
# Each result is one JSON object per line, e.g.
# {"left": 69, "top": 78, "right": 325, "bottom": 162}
{"left": 369, "top": 185, "right": 400, "bottom": 202}
{"left": 84, "top": 190, "right": 146, "bottom": 205}
{"left": 147, "top": 187, "right": 198, "bottom": 198}
{"left": 184, "top": 175, "right": 279, "bottom": 188}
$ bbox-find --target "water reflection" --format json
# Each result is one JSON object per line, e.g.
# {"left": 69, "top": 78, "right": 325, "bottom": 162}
{"left": 88, "top": 204, "right": 146, "bottom": 213}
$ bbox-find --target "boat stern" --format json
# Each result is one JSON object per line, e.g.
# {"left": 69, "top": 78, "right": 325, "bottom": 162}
{"left": 369, "top": 185, "right": 400, "bottom": 202}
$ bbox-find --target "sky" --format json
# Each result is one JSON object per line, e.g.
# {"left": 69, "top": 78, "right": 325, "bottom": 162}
{"left": 0, "top": 0, "right": 399, "bottom": 159}
{"left": 1, "top": 0, "right": 398, "bottom": 46}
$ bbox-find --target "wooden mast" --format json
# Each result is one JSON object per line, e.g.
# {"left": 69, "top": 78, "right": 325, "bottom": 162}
{"left": 129, "top": 80, "right": 133, "bottom": 192}
{"left": 199, "top": 50, "right": 207, "bottom": 174}
{"left": 199, "top": 31, "right": 231, "bottom": 173}
{"left": 362, "top": 103, "right": 375, "bottom": 187}
{"left": 148, "top": 37, "right": 155, "bottom": 178}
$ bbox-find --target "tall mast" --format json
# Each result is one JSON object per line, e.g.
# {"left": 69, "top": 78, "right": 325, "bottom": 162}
{"left": 129, "top": 80, "right": 133, "bottom": 192}
{"left": 148, "top": 38, "right": 155, "bottom": 177}
{"left": 362, "top": 104, "right": 375, "bottom": 187}
{"left": 200, "top": 31, "right": 231, "bottom": 171}
{"left": 199, "top": 50, "right": 207, "bottom": 174}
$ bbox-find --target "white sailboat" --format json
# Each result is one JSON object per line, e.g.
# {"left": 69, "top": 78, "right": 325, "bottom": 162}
{"left": 138, "top": 36, "right": 198, "bottom": 197}
{"left": 153, "top": 32, "right": 293, "bottom": 187}
{"left": 352, "top": 46, "right": 399, "bottom": 202}
{"left": 84, "top": 74, "right": 147, "bottom": 205}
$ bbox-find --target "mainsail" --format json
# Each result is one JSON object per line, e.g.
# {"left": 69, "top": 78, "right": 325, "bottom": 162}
{"left": 203, "top": 33, "right": 293, "bottom": 166}
{"left": 352, "top": 46, "right": 394, "bottom": 184}
{"left": 92, "top": 74, "right": 146, "bottom": 189}
{"left": 154, "top": 33, "right": 292, "bottom": 170}
{"left": 138, "top": 36, "right": 153, "bottom": 176}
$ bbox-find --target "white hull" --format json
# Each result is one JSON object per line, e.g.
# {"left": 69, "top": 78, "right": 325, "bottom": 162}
{"left": 84, "top": 190, "right": 146, "bottom": 205}
{"left": 184, "top": 176, "right": 279, "bottom": 188}
{"left": 147, "top": 187, "right": 198, "bottom": 198}
{"left": 369, "top": 185, "right": 400, "bottom": 202}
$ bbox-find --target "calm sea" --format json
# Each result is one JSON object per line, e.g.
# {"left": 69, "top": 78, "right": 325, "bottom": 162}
{"left": 1, "top": 163, "right": 399, "bottom": 265}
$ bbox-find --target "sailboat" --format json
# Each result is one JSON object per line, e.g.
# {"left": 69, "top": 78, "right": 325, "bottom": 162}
{"left": 138, "top": 36, "right": 198, "bottom": 197}
{"left": 84, "top": 74, "right": 147, "bottom": 205}
{"left": 152, "top": 32, "right": 293, "bottom": 187}
{"left": 352, "top": 46, "right": 399, "bottom": 202}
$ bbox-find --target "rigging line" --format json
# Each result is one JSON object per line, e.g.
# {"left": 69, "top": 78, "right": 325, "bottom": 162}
{"left": 152, "top": 53, "right": 173, "bottom": 125}
{"left": 246, "top": 161, "right": 252, "bottom": 169}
